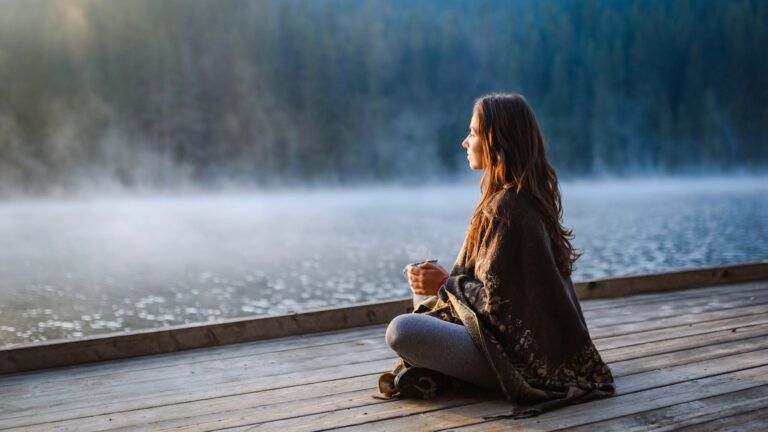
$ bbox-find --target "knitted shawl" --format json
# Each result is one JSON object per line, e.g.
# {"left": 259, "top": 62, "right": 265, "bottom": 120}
{"left": 413, "top": 189, "right": 614, "bottom": 418}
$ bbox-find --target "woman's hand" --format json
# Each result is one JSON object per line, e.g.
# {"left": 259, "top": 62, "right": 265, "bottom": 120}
{"left": 407, "top": 261, "right": 449, "bottom": 296}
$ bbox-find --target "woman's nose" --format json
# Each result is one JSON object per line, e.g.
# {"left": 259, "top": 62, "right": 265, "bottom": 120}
{"left": 461, "top": 138, "right": 468, "bottom": 149}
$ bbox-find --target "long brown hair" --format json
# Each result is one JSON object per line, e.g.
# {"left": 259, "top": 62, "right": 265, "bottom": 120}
{"left": 464, "top": 93, "right": 580, "bottom": 277}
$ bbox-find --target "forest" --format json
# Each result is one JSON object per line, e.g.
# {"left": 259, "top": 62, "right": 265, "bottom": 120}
{"left": 0, "top": 0, "right": 766, "bottom": 193}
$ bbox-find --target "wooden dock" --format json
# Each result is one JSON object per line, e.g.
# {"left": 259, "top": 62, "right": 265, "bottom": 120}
{"left": 1, "top": 264, "right": 768, "bottom": 430}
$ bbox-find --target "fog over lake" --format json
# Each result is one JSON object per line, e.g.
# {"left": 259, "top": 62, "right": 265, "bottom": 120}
{"left": 1, "top": 176, "right": 766, "bottom": 346}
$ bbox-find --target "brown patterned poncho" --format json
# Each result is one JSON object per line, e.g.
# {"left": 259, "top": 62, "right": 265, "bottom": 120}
{"left": 387, "top": 188, "right": 615, "bottom": 418}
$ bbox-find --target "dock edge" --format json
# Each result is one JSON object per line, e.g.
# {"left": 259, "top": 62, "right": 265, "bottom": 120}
{"left": 1, "top": 261, "right": 767, "bottom": 374}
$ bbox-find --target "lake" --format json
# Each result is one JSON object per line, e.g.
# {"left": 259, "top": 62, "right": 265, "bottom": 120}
{"left": 1, "top": 176, "right": 766, "bottom": 346}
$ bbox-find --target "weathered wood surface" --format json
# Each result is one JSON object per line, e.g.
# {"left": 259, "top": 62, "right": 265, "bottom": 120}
{"left": 573, "top": 260, "right": 768, "bottom": 299}
{"left": 1, "top": 261, "right": 767, "bottom": 374}
{"left": 0, "top": 279, "right": 766, "bottom": 431}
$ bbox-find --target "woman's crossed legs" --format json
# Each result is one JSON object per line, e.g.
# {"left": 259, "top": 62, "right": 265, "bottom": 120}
{"left": 385, "top": 300, "right": 500, "bottom": 391}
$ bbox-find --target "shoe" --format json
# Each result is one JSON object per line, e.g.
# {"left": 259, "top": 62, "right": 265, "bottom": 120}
{"left": 393, "top": 367, "right": 452, "bottom": 399}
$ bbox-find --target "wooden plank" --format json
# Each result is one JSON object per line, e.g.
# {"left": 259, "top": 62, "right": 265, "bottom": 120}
{"left": 4, "top": 301, "right": 766, "bottom": 413}
{"left": 209, "top": 354, "right": 768, "bottom": 432}
{"left": 584, "top": 289, "right": 768, "bottom": 328}
{"left": 562, "top": 385, "right": 768, "bottom": 431}
{"left": 589, "top": 303, "right": 768, "bottom": 339}
{"left": 201, "top": 339, "right": 766, "bottom": 430}
{"left": 0, "top": 345, "right": 397, "bottom": 413}
{"left": 5, "top": 284, "right": 763, "bottom": 390}
{"left": 674, "top": 407, "right": 768, "bottom": 432}
{"left": 0, "top": 284, "right": 760, "bottom": 398}
{"left": 9, "top": 328, "right": 768, "bottom": 431}
{"left": 3, "top": 284, "right": 763, "bottom": 391}
{"left": 14, "top": 338, "right": 371, "bottom": 395}
{"left": 581, "top": 280, "right": 768, "bottom": 311}
{"left": 0, "top": 298, "right": 413, "bottom": 374}
{"left": 316, "top": 340, "right": 768, "bottom": 430}
{"left": 443, "top": 367, "right": 768, "bottom": 432}
{"left": 1, "top": 276, "right": 760, "bottom": 430}
{"left": 0, "top": 375, "right": 395, "bottom": 431}
{"left": 600, "top": 323, "right": 768, "bottom": 363}
{"left": 0, "top": 325, "right": 386, "bottom": 390}
{"left": 0, "top": 358, "right": 395, "bottom": 427}
{"left": 574, "top": 261, "right": 768, "bottom": 300}
{"left": 2, "top": 263, "right": 766, "bottom": 375}
{"left": 606, "top": 334, "right": 768, "bottom": 377}
{"left": 0, "top": 324, "right": 387, "bottom": 388}
{"left": 326, "top": 355, "right": 768, "bottom": 432}
{"left": 19, "top": 330, "right": 768, "bottom": 430}
{"left": 200, "top": 394, "right": 487, "bottom": 432}
{"left": 594, "top": 314, "right": 768, "bottom": 351}
{"left": 3, "top": 300, "right": 760, "bottom": 416}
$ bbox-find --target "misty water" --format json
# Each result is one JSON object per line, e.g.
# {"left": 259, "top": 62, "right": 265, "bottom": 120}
{"left": 1, "top": 177, "right": 767, "bottom": 347}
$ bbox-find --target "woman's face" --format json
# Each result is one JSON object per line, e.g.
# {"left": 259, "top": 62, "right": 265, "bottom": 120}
{"left": 462, "top": 111, "right": 485, "bottom": 170}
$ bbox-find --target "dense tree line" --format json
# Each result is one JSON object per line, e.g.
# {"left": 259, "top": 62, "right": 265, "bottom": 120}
{"left": 0, "top": 0, "right": 766, "bottom": 193}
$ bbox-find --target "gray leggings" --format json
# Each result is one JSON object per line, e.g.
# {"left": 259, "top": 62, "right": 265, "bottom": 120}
{"left": 384, "top": 294, "right": 501, "bottom": 391}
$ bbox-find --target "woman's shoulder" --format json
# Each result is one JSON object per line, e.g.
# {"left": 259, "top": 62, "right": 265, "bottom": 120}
{"left": 485, "top": 188, "right": 547, "bottom": 237}
{"left": 490, "top": 187, "right": 537, "bottom": 219}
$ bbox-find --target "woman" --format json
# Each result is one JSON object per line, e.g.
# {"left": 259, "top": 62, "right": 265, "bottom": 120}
{"left": 381, "top": 93, "right": 615, "bottom": 418}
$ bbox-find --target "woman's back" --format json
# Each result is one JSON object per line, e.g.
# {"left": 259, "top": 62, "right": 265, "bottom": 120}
{"left": 450, "top": 187, "right": 612, "bottom": 392}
